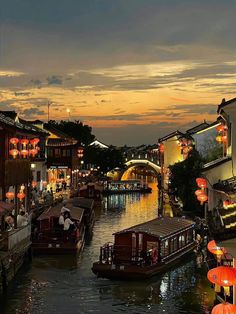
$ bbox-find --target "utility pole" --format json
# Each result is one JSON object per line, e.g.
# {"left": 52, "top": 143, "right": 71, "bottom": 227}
{"left": 48, "top": 101, "right": 52, "bottom": 122}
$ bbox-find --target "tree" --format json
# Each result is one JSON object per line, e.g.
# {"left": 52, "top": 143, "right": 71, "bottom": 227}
{"left": 46, "top": 120, "right": 95, "bottom": 145}
{"left": 169, "top": 149, "right": 204, "bottom": 216}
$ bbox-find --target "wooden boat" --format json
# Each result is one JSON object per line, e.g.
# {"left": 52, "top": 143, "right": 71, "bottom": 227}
{"left": 92, "top": 217, "right": 197, "bottom": 280}
{"left": 79, "top": 182, "right": 103, "bottom": 200}
{"left": 103, "top": 180, "right": 152, "bottom": 195}
{"left": 66, "top": 197, "right": 95, "bottom": 235}
{"left": 32, "top": 203, "right": 85, "bottom": 255}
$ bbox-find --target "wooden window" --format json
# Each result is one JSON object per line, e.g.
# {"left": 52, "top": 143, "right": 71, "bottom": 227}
{"left": 54, "top": 148, "right": 61, "bottom": 157}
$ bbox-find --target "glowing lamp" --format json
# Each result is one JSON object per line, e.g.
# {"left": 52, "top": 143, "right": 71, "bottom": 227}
{"left": 159, "top": 143, "right": 164, "bottom": 153}
{"left": 9, "top": 149, "right": 19, "bottom": 158}
{"left": 77, "top": 148, "right": 84, "bottom": 158}
{"left": 223, "top": 200, "right": 231, "bottom": 208}
{"left": 216, "top": 124, "right": 224, "bottom": 133}
{"left": 197, "top": 193, "right": 208, "bottom": 203}
{"left": 212, "top": 302, "right": 236, "bottom": 314}
{"left": 196, "top": 178, "right": 207, "bottom": 189}
{"left": 9, "top": 137, "right": 19, "bottom": 145}
{"left": 20, "top": 138, "right": 29, "bottom": 146}
{"left": 32, "top": 181, "right": 37, "bottom": 188}
{"left": 30, "top": 138, "right": 40, "bottom": 146}
{"left": 207, "top": 240, "right": 227, "bottom": 256}
{"left": 20, "top": 149, "right": 29, "bottom": 158}
{"left": 216, "top": 135, "right": 223, "bottom": 143}
{"left": 207, "top": 266, "right": 236, "bottom": 287}
{"left": 29, "top": 148, "right": 38, "bottom": 157}
{"left": 17, "top": 192, "right": 25, "bottom": 200}
{"left": 195, "top": 189, "right": 204, "bottom": 196}
{"left": 6, "top": 191, "right": 14, "bottom": 200}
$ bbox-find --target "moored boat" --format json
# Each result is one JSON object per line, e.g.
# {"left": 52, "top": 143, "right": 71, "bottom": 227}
{"left": 32, "top": 203, "right": 85, "bottom": 255}
{"left": 92, "top": 216, "right": 197, "bottom": 280}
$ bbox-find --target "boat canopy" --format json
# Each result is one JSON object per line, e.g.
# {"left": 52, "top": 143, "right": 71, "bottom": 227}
{"left": 66, "top": 197, "right": 94, "bottom": 210}
{"left": 113, "top": 217, "right": 195, "bottom": 239}
{"left": 37, "top": 203, "right": 84, "bottom": 222}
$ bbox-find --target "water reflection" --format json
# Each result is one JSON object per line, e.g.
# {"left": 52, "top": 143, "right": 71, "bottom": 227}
{"left": 1, "top": 182, "right": 215, "bottom": 314}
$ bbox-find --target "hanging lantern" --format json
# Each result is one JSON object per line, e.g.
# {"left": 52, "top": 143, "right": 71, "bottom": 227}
{"left": 159, "top": 143, "right": 164, "bottom": 153}
{"left": 212, "top": 302, "right": 236, "bottom": 314}
{"left": 29, "top": 148, "right": 38, "bottom": 157}
{"left": 197, "top": 193, "right": 208, "bottom": 204}
{"left": 6, "top": 191, "right": 14, "bottom": 200}
{"left": 9, "top": 149, "right": 19, "bottom": 158}
{"left": 30, "top": 138, "right": 40, "bottom": 146}
{"left": 32, "top": 181, "right": 37, "bottom": 188}
{"left": 207, "top": 266, "right": 236, "bottom": 287}
{"left": 195, "top": 189, "right": 204, "bottom": 196}
{"left": 17, "top": 192, "right": 25, "bottom": 200}
{"left": 216, "top": 124, "right": 224, "bottom": 133}
{"left": 20, "top": 149, "right": 29, "bottom": 158}
{"left": 77, "top": 147, "right": 84, "bottom": 158}
{"left": 196, "top": 178, "right": 207, "bottom": 189}
{"left": 9, "top": 137, "right": 19, "bottom": 145}
{"left": 20, "top": 138, "right": 29, "bottom": 146}
{"left": 207, "top": 240, "right": 227, "bottom": 256}
{"left": 216, "top": 135, "right": 223, "bottom": 143}
{"left": 222, "top": 135, "right": 227, "bottom": 143}
{"left": 223, "top": 200, "right": 231, "bottom": 208}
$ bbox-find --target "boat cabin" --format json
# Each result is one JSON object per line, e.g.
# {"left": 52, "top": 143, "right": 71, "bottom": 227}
{"left": 33, "top": 203, "right": 85, "bottom": 254}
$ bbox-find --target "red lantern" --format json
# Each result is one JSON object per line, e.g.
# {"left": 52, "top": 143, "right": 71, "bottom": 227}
{"left": 17, "top": 192, "right": 25, "bottom": 200}
{"left": 20, "top": 138, "right": 29, "bottom": 146}
{"left": 207, "top": 240, "right": 227, "bottom": 256}
{"left": 195, "top": 189, "right": 204, "bottom": 196}
{"left": 196, "top": 178, "right": 207, "bottom": 189}
{"left": 9, "top": 149, "right": 19, "bottom": 158}
{"left": 30, "top": 138, "right": 40, "bottom": 146}
{"left": 20, "top": 149, "right": 29, "bottom": 158}
{"left": 207, "top": 266, "right": 236, "bottom": 286}
{"left": 29, "top": 148, "right": 38, "bottom": 157}
{"left": 6, "top": 191, "right": 14, "bottom": 200}
{"left": 223, "top": 200, "right": 231, "bottom": 208}
{"left": 159, "top": 143, "right": 164, "bottom": 153}
{"left": 197, "top": 193, "right": 208, "bottom": 203}
{"left": 216, "top": 124, "right": 224, "bottom": 133}
{"left": 9, "top": 137, "right": 19, "bottom": 145}
{"left": 32, "top": 181, "right": 37, "bottom": 188}
{"left": 212, "top": 302, "right": 236, "bottom": 314}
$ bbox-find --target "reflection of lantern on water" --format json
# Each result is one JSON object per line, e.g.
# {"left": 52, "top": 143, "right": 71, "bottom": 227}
{"left": 6, "top": 191, "right": 14, "bottom": 200}
{"left": 211, "top": 302, "right": 236, "bottom": 314}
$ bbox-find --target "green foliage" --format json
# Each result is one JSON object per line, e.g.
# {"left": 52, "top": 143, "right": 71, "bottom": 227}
{"left": 169, "top": 149, "right": 204, "bottom": 215}
{"left": 47, "top": 120, "right": 95, "bottom": 145}
{"left": 201, "top": 139, "right": 223, "bottom": 163}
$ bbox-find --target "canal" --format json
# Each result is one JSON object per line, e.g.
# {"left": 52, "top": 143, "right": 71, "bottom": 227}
{"left": 1, "top": 183, "right": 215, "bottom": 314}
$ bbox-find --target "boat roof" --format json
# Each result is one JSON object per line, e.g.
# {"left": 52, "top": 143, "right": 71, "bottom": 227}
{"left": 66, "top": 197, "right": 94, "bottom": 210}
{"left": 37, "top": 203, "right": 84, "bottom": 221}
{"left": 113, "top": 217, "right": 195, "bottom": 239}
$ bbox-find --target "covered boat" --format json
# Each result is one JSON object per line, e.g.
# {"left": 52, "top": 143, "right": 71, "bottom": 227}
{"left": 32, "top": 203, "right": 85, "bottom": 254}
{"left": 92, "top": 217, "right": 196, "bottom": 280}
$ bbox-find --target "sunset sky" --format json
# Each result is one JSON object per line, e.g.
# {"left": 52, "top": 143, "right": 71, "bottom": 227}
{"left": 1, "top": 0, "right": 236, "bottom": 145}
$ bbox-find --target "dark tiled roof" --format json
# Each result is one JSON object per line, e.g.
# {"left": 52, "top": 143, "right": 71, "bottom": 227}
{"left": 186, "top": 122, "right": 210, "bottom": 135}
{"left": 47, "top": 138, "right": 77, "bottom": 146}
{"left": 114, "top": 217, "right": 194, "bottom": 238}
{"left": 0, "top": 111, "right": 17, "bottom": 120}
{"left": 0, "top": 113, "right": 47, "bottom": 135}
{"left": 37, "top": 203, "right": 84, "bottom": 221}
{"left": 158, "top": 131, "right": 184, "bottom": 142}
{"left": 43, "top": 124, "right": 75, "bottom": 140}
{"left": 217, "top": 97, "right": 236, "bottom": 114}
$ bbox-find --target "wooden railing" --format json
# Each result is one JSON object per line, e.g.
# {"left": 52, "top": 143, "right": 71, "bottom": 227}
{"left": 0, "top": 224, "right": 31, "bottom": 251}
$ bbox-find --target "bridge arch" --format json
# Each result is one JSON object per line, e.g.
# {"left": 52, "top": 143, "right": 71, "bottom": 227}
{"left": 121, "top": 159, "right": 161, "bottom": 180}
